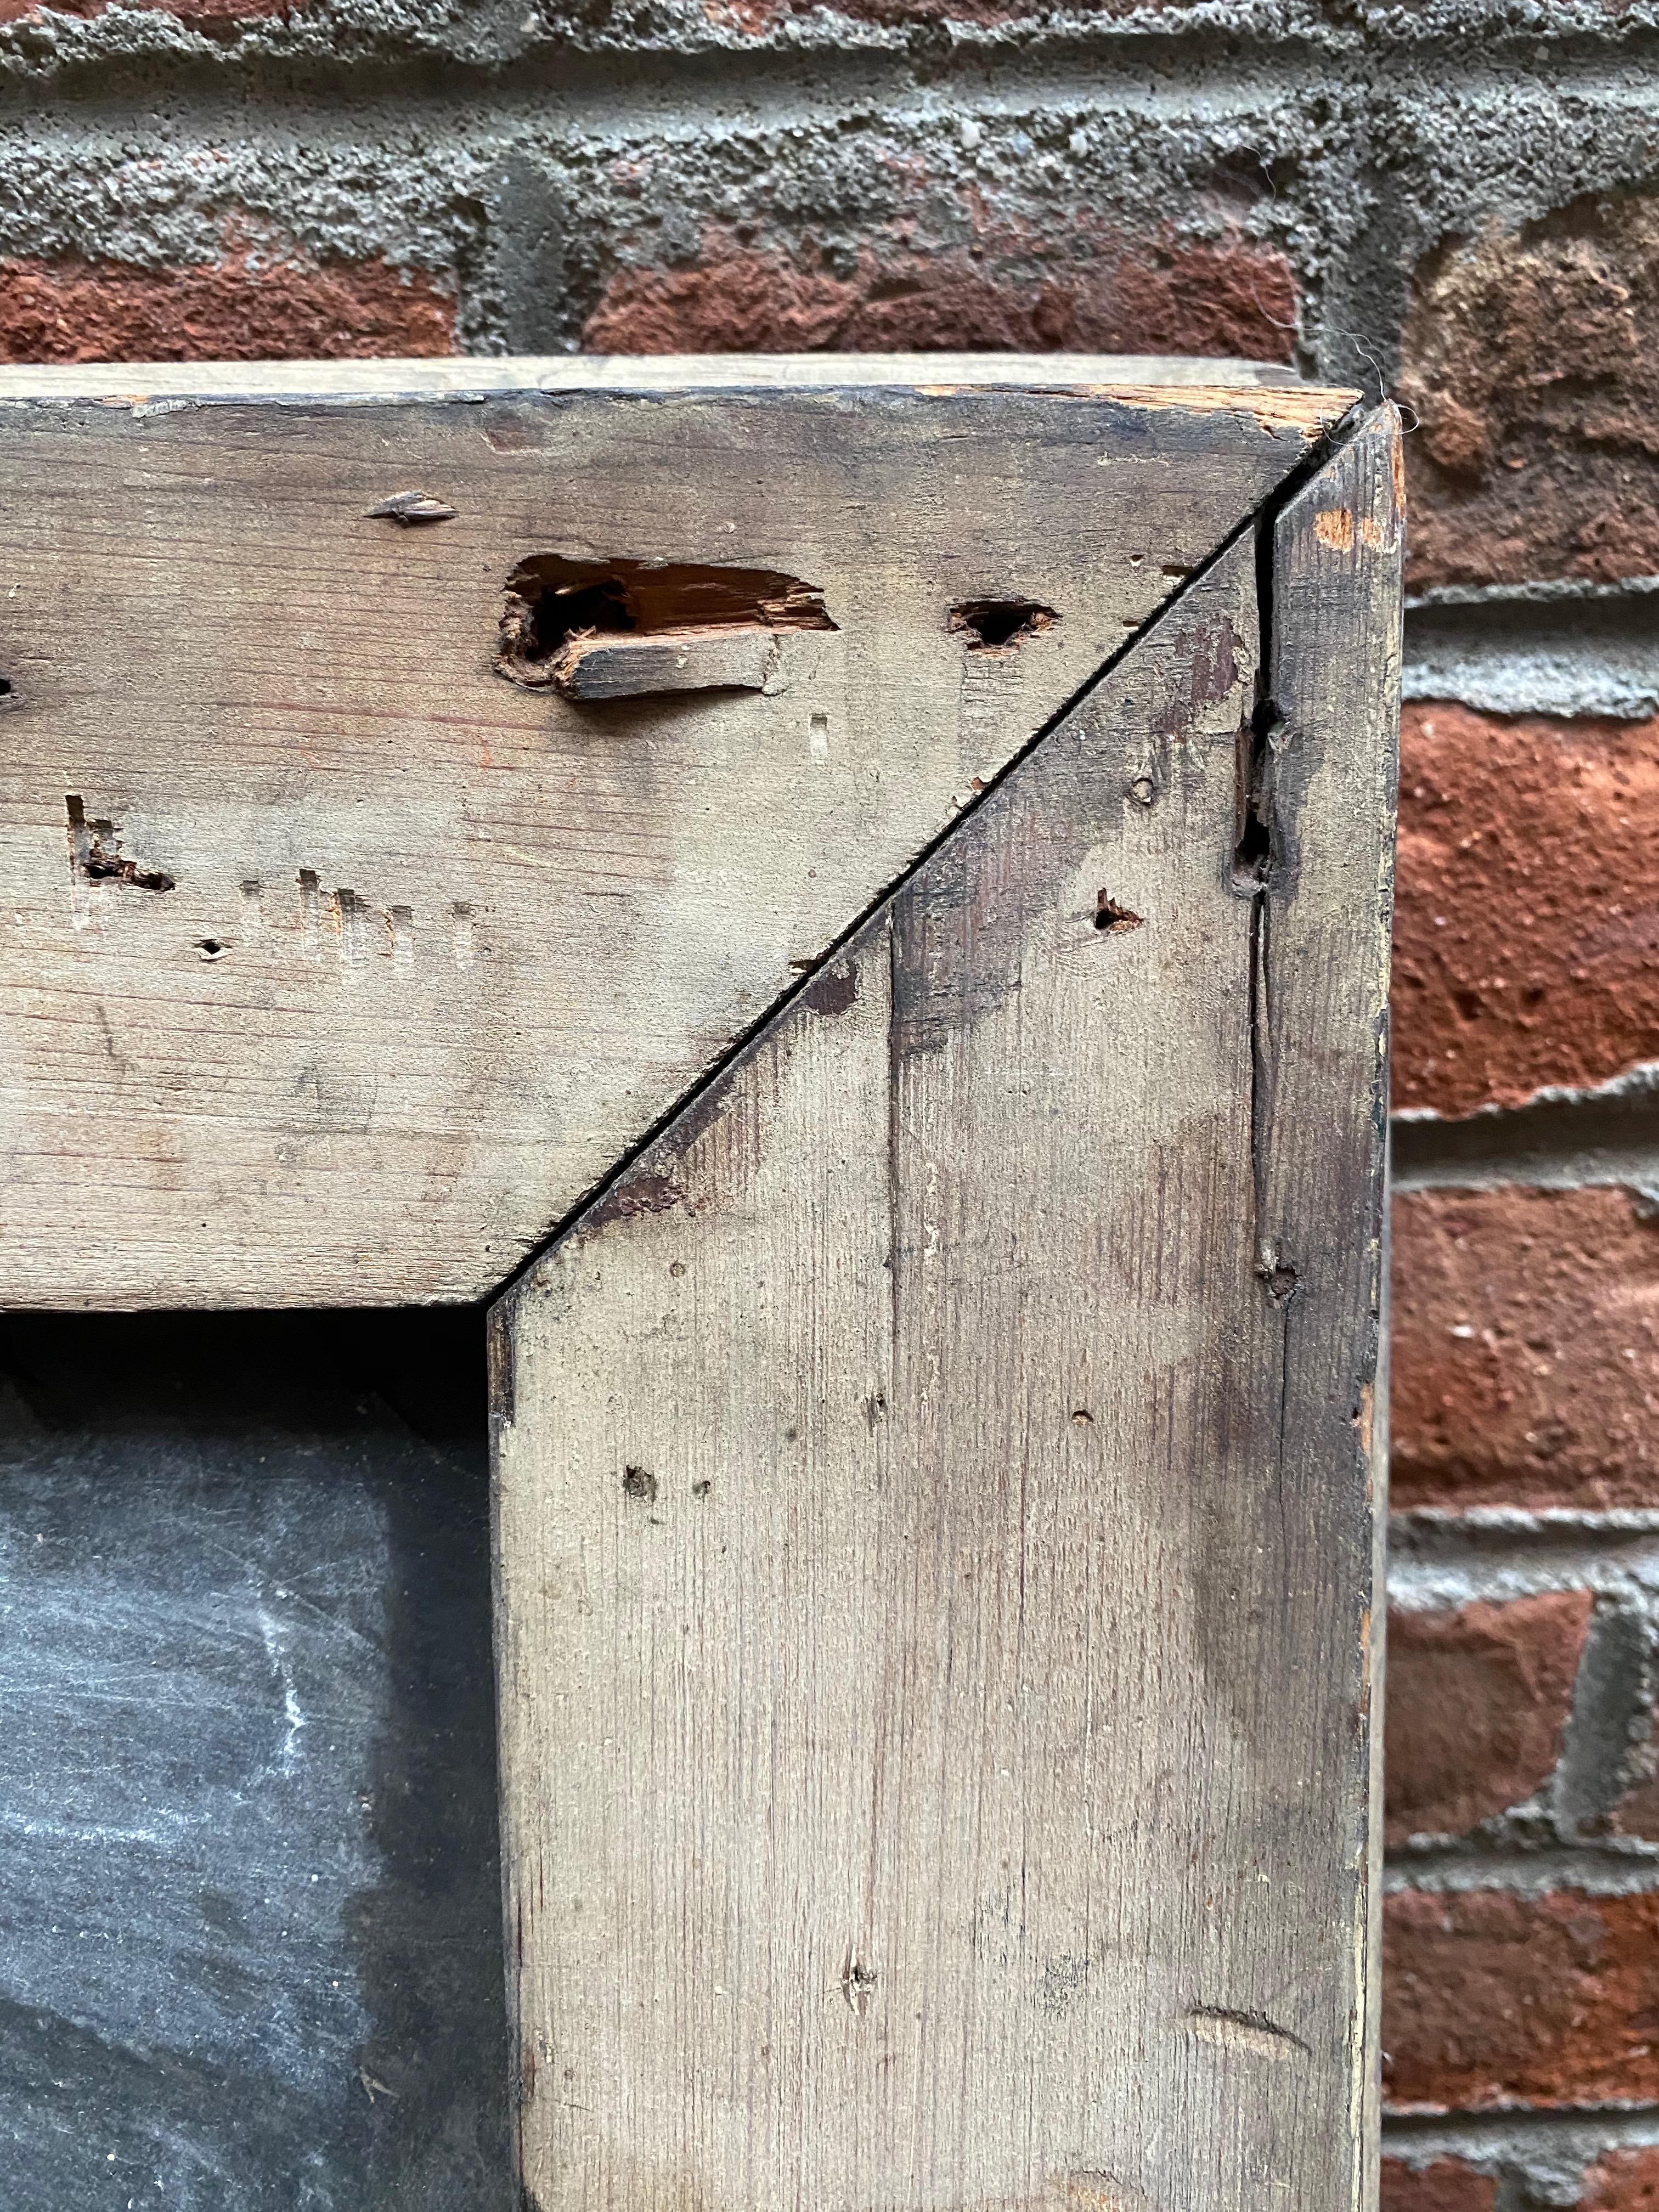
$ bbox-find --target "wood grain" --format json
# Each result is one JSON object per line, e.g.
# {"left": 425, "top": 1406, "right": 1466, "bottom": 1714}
{"left": 1260, "top": 407, "right": 1403, "bottom": 2177}
{"left": 493, "top": 408, "right": 1396, "bottom": 2212}
{"left": 0, "top": 366, "right": 1352, "bottom": 1307}
{"left": 551, "top": 627, "right": 781, "bottom": 701}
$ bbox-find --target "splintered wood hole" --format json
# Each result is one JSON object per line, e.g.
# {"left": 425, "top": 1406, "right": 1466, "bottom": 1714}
{"left": 1094, "top": 891, "right": 1143, "bottom": 936}
{"left": 65, "top": 794, "right": 175, "bottom": 893}
{"left": 949, "top": 599, "right": 1059, "bottom": 652}
{"left": 496, "top": 555, "right": 837, "bottom": 690}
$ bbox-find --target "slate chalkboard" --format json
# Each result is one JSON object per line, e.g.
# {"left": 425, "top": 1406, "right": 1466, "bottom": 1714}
{"left": 0, "top": 1310, "right": 508, "bottom": 2210}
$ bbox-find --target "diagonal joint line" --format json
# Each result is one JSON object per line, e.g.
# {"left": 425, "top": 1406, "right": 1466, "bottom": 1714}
{"left": 489, "top": 394, "right": 1389, "bottom": 1312}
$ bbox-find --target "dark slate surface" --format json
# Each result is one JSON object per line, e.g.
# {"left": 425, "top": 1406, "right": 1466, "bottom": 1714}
{"left": 0, "top": 1310, "right": 509, "bottom": 2211}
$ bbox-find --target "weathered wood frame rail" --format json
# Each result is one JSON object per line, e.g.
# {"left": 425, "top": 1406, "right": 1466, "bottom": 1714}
{"left": 0, "top": 356, "right": 1398, "bottom": 2212}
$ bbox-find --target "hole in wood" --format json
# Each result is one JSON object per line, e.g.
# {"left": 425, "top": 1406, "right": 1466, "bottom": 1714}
{"left": 65, "top": 795, "right": 175, "bottom": 893}
{"left": 496, "top": 555, "right": 836, "bottom": 691}
{"left": 1233, "top": 697, "right": 1282, "bottom": 890}
{"left": 949, "top": 599, "right": 1059, "bottom": 652}
{"left": 622, "top": 1464, "right": 657, "bottom": 1504}
{"left": 1093, "top": 892, "right": 1143, "bottom": 936}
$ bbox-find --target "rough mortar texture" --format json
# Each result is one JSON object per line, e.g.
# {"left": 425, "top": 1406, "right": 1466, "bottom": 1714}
{"left": 1403, "top": 585, "right": 1659, "bottom": 731}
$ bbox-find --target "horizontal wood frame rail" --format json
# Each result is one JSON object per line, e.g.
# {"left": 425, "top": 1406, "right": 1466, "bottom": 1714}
{"left": 0, "top": 356, "right": 1358, "bottom": 1310}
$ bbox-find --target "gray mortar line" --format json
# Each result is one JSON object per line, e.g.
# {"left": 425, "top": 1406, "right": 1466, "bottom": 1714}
{"left": 0, "top": 49, "right": 1352, "bottom": 131}
{"left": 3, "top": 35, "right": 1659, "bottom": 126}
{"left": 1411, "top": 579, "right": 1659, "bottom": 607}
{"left": 1394, "top": 1511, "right": 1659, "bottom": 1557}
{"left": 4, "top": 8, "right": 1659, "bottom": 77}
{"left": 1385, "top": 2113, "right": 1659, "bottom": 2148}
{"left": 1391, "top": 1069, "right": 1659, "bottom": 1199}
{"left": 1387, "top": 1536, "right": 1659, "bottom": 1608}
{"left": 1403, "top": 577, "right": 1659, "bottom": 719}
{"left": 1383, "top": 1846, "right": 1659, "bottom": 1894}
{"left": 0, "top": 80, "right": 1353, "bottom": 162}
{"left": 1384, "top": 2109, "right": 1659, "bottom": 2170}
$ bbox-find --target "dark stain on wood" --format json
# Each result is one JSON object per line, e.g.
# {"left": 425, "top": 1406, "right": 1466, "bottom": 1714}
{"left": 584, "top": 1171, "right": 687, "bottom": 1232}
{"left": 488, "top": 1300, "right": 516, "bottom": 1432}
{"left": 802, "top": 958, "right": 860, "bottom": 1018}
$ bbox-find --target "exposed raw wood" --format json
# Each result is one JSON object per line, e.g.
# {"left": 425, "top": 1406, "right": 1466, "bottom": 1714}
{"left": 549, "top": 628, "right": 780, "bottom": 701}
{"left": 493, "top": 409, "right": 1396, "bottom": 2212}
{"left": 0, "top": 352, "right": 1336, "bottom": 403}
{"left": 0, "top": 366, "right": 1354, "bottom": 1308}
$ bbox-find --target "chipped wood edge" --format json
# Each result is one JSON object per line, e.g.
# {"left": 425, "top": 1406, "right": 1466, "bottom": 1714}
{"left": 0, "top": 352, "right": 1360, "bottom": 441}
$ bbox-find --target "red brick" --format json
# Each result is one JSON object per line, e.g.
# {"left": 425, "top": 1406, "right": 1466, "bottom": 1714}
{"left": 1380, "top": 2158, "right": 1499, "bottom": 2212}
{"left": 1386, "top": 1593, "right": 1593, "bottom": 1845}
{"left": 1584, "top": 2148, "right": 1659, "bottom": 2208}
{"left": 1616, "top": 1752, "right": 1659, "bottom": 1842}
{"left": 0, "top": 252, "right": 454, "bottom": 363}
{"left": 1391, "top": 1186, "right": 1659, "bottom": 1513}
{"left": 1393, "top": 702, "right": 1659, "bottom": 1118}
{"left": 1399, "top": 194, "right": 1659, "bottom": 589}
{"left": 1384, "top": 1887, "right": 1659, "bottom": 2109}
{"left": 581, "top": 224, "right": 1297, "bottom": 360}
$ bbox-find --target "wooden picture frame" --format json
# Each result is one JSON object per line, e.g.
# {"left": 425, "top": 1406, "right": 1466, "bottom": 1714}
{"left": 0, "top": 354, "right": 1400, "bottom": 2212}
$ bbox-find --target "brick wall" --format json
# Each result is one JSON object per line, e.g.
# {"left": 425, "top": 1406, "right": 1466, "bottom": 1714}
{"left": 7, "top": 0, "right": 1657, "bottom": 2194}
{"left": 1385, "top": 145, "right": 1659, "bottom": 2190}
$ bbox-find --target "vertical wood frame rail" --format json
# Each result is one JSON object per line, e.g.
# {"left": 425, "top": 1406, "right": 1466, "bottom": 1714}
{"left": 492, "top": 403, "right": 1401, "bottom": 2212}
{"left": 0, "top": 358, "right": 1398, "bottom": 2212}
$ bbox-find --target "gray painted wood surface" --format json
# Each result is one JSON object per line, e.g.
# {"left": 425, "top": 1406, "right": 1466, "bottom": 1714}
{"left": 493, "top": 405, "right": 1398, "bottom": 2212}
{"left": 0, "top": 363, "right": 1354, "bottom": 1311}
{"left": 0, "top": 1311, "right": 506, "bottom": 2211}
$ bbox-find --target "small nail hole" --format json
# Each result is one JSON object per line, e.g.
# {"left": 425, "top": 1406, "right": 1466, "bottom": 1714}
{"left": 196, "top": 939, "right": 227, "bottom": 961}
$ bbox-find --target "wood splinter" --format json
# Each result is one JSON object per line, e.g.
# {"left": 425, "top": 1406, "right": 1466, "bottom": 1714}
{"left": 366, "top": 489, "right": 457, "bottom": 525}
